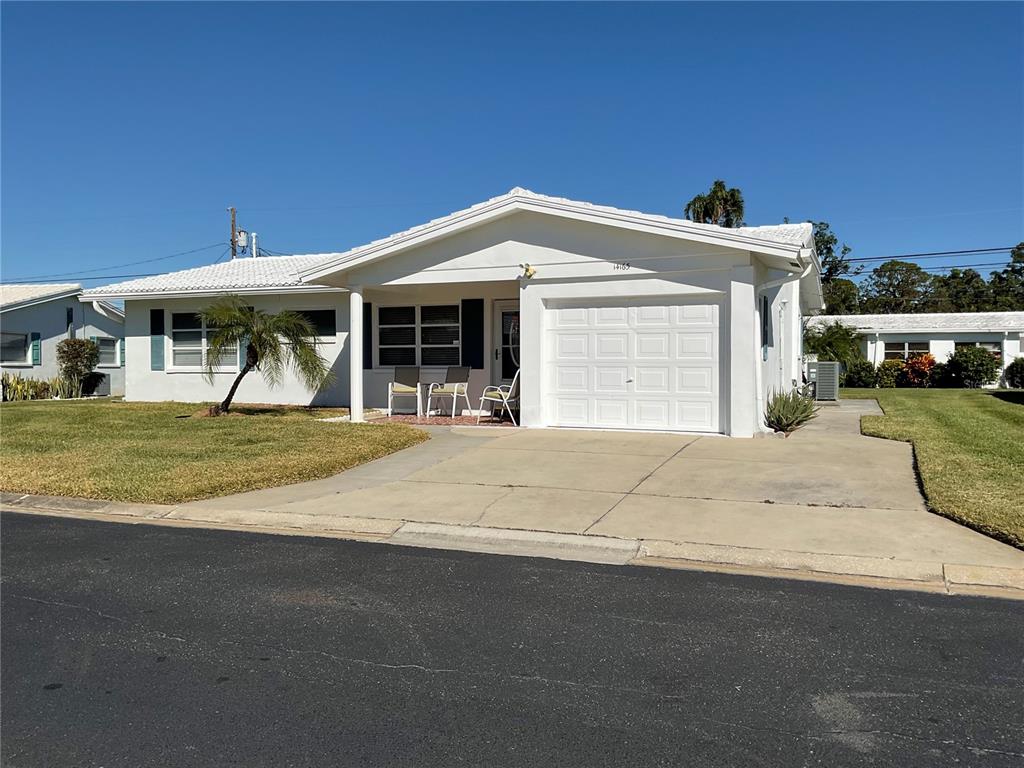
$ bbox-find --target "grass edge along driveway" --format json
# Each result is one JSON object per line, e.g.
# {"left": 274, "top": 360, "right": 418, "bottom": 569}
{"left": 0, "top": 400, "right": 428, "bottom": 504}
{"left": 843, "top": 388, "right": 1023, "bottom": 549}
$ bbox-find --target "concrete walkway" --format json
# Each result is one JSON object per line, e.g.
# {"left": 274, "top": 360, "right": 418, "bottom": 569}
{"left": 6, "top": 401, "right": 1024, "bottom": 596}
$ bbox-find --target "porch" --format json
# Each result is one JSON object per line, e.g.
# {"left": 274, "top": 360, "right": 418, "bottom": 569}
{"left": 349, "top": 281, "right": 521, "bottom": 420}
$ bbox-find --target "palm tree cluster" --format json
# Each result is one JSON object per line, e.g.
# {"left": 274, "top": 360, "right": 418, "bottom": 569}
{"left": 200, "top": 295, "right": 333, "bottom": 414}
{"left": 684, "top": 180, "right": 745, "bottom": 228}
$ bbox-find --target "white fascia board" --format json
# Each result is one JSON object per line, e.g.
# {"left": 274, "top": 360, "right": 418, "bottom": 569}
{"left": 80, "top": 285, "right": 348, "bottom": 302}
{"left": 851, "top": 326, "right": 1022, "bottom": 335}
{"left": 0, "top": 288, "right": 82, "bottom": 314}
{"left": 91, "top": 300, "right": 125, "bottom": 321}
{"left": 299, "top": 198, "right": 806, "bottom": 285}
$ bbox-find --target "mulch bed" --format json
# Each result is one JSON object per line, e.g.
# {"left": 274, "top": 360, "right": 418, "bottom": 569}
{"left": 378, "top": 414, "right": 517, "bottom": 427}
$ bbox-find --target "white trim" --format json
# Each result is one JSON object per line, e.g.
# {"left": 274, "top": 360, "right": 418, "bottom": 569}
{"left": 95, "top": 336, "right": 121, "bottom": 368}
{"left": 81, "top": 286, "right": 347, "bottom": 302}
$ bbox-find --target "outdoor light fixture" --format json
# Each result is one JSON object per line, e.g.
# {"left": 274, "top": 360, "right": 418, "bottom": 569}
{"left": 520, "top": 263, "right": 536, "bottom": 279}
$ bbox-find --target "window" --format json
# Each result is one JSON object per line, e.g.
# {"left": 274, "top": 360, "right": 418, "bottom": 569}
{"left": 66, "top": 307, "right": 75, "bottom": 338}
{"left": 884, "top": 341, "right": 929, "bottom": 361}
{"left": 377, "top": 305, "right": 460, "bottom": 367}
{"left": 420, "top": 305, "right": 460, "bottom": 366}
{"left": 171, "top": 312, "right": 237, "bottom": 370}
{"left": 955, "top": 341, "right": 1001, "bottom": 359}
{"left": 296, "top": 309, "right": 337, "bottom": 339}
{"left": 1, "top": 331, "right": 28, "bottom": 364}
{"left": 97, "top": 337, "right": 118, "bottom": 366}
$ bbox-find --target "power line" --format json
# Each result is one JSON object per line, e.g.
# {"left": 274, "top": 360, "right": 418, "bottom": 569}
{"left": 4, "top": 242, "right": 227, "bottom": 282}
{"left": 2, "top": 272, "right": 161, "bottom": 284}
{"left": 844, "top": 246, "right": 1014, "bottom": 264}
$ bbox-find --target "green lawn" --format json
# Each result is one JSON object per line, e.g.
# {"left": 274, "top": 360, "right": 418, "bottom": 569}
{"left": 843, "top": 388, "right": 1024, "bottom": 548}
{"left": 0, "top": 399, "right": 428, "bottom": 504}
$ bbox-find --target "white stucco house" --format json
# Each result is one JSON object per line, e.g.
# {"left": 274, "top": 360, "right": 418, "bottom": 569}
{"left": 1, "top": 283, "right": 125, "bottom": 395}
{"left": 82, "top": 189, "right": 822, "bottom": 436}
{"left": 807, "top": 312, "right": 1024, "bottom": 386}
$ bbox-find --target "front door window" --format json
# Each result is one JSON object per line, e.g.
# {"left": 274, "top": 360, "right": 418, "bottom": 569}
{"left": 498, "top": 308, "right": 520, "bottom": 382}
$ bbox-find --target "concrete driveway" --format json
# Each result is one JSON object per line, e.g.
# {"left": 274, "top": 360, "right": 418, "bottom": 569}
{"left": 175, "top": 401, "right": 1024, "bottom": 573}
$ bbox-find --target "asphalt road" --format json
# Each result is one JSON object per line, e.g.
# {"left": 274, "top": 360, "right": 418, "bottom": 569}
{"left": 3, "top": 512, "right": 1023, "bottom": 767}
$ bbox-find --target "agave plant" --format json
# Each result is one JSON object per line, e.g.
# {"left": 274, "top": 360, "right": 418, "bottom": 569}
{"left": 764, "top": 387, "right": 819, "bottom": 435}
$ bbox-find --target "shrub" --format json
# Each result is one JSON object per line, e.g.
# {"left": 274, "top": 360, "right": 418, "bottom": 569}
{"left": 929, "top": 361, "right": 958, "bottom": 388}
{"left": 1005, "top": 357, "right": 1024, "bottom": 388}
{"left": 56, "top": 338, "right": 99, "bottom": 389}
{"left": 764, "top": 387, "right": 819, "bottom": 434}
{"left": 842, "top": 359, "right": 878, "bottom": 388}
{"left": 803, "top": 322, "right": 864, "bottom": 367}
{"left": 898, "top": 353, "right": 935, "bottom": 388}
{"left": 947, "top": 346, "right": 1001, "bottom": 388}
{"left": 877, "top": 359, "right": 905, "bottom": 388}
{"left": 1, "top": 372, "right": 52, "bottom": 401}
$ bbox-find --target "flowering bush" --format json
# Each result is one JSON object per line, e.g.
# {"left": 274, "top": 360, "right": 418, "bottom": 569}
{"left": 877, "top": 359, "right": 905, "bottom": 388}
{"left": 899, "top": 353, "right": 935, "bottom": 388}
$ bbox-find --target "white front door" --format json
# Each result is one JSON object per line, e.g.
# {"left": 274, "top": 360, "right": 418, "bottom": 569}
{"left": 544, "top": 300, "right": 721, "bottom": 432}
{"left": 493, "top": 300, "right": 520, "bottom": 385}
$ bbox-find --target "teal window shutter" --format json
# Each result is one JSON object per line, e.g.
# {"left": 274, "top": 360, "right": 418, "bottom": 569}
{"left": 119, "top": 338, "right": 125, "bottom": 367}
{"left": 239, "top": 335, "right": 250, "bottom": 368}
{"left": 150, "top": 309, "right": 165, "bottom": 371}
{"left": 30, "top": 333, "right": 41, "bottom": 365}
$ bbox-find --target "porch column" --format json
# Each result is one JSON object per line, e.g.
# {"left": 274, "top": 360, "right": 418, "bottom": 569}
{"left": 729, "top": 266, "right": 757, "bottom": 437}
{"left": 349, "top": 285, "right": 364, "bottom": 423}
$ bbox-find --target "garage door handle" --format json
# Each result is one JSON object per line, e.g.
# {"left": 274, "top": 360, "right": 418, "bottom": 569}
{"left": 626, "top": 378, "right": 634, "bottom": 383}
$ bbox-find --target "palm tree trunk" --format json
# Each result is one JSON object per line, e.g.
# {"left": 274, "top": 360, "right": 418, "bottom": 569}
{"left": 218, "top": 343, "right": 257, "bottom": 414}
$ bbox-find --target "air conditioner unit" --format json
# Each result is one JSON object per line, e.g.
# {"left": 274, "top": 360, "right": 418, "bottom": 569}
{"left": 807, "top": 361, "right": 841, "bottom": 401}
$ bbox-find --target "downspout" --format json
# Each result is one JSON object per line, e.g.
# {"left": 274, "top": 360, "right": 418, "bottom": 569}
{"left": 754, "top": 260, "right": 813, "bottom": 431}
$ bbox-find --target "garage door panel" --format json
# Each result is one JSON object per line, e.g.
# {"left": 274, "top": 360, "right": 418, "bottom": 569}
{"left": 635, "top": 367, "right": 670, "bottom": 393}
{"left": 556, "top": 366, "right": 588, "bottom": 393}
{"left": 594, "top": 366, "right": 629, "bottom": 392}
{"left": 556, "top": 334, "right": 588, "bottom": 358}
{"left": 595, "top": 399, "right": 629, "bottom": 426}
{"left": 677, "top": 367, "right": 714, "bottom": 394}
{"left": 546, "top": 300, "right": 720, "bottom": 433}
{"left": 676, "top": 332, "right": 714, "bottom": 358}
{"left": 594, "top": 333, "right": 628, "bottom": 359}
{"left": 635, "top": 333, "right": 669, "bottom": 358}
{"left": 635, "top": 400, "right": 671, "bottom": 428}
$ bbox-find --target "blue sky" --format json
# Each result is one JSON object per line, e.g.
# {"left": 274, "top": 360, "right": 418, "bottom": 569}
{"left": 2, "top": 2, "right": 1021, "bottom": 286}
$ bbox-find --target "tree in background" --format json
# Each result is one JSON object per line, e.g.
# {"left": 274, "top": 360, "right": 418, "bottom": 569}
{"left": 988, "top": 242, "right": 1024, "bottom": 311}
{"left": 684, "top": 180, "right": 745, "bottom": 227}
{"left": 199, "top": 296, "right": 333, "bottom": 415}
{"left": 859, "top": 260, "right": 932, "bottom": 313}
{"left": 811, "top": 222, "right": 861, "bottom": 313}
{"left": 929, "top": 268, "right": 992, "bottom": 312}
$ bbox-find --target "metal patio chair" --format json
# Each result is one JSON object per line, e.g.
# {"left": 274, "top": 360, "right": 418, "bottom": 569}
{"left": 477, "top": 369, "right": 520, "bottom": 426}
{"left": 426, "top": 366, "right": 472, "bottom": 418}
{"left": 387, "top": 366, "right": 422, "bottom": 417}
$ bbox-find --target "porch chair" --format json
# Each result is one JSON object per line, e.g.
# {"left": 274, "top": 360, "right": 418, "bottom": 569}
{"left": 477, "top": 369, "right": 520, "bottom": 426}
{"left": 387, "top": 366, "right": 422, "bottom": 417}
{"left": 426, "top": 366, "right": 472, "bottom": 418}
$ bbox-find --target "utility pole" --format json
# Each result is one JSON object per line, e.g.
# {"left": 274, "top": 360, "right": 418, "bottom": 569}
{"left": 228, "top": 206, "right": 237, "bottom": 260}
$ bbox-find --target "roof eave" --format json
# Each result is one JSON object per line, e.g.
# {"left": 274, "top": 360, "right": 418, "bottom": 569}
{"left": 79, "top": 284, "right": 347, "bottom": 302}
{"left": 299, "top": 196, "right": 806, "bottom": 285}
{"left": 0, "top": 288, "right": 83, "bottom": 314}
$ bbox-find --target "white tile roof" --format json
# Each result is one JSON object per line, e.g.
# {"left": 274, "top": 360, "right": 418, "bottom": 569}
{"left": 0, "top": 283, "right": 81, "bottom": 310}
{"left": 808, "top": 312, "right": 1024, "bottom": 333}
{"left": 84, "top": 188, "right": 814, "bottom": 298}
{"left": 81, "top": 255, "right": 335, "bottom": 298}
{"left": 298, "top": 187, "right": 813, "bottom": 275}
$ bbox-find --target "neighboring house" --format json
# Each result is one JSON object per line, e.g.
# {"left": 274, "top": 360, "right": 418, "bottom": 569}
{"left": 0, "top": 283, "right": 125, "bottom": 395}
{"left": 83, "top": 188, "right": 822, "bottom": 436}
{"left": 807, "top": 312, "right": 1024, "bottom": 385}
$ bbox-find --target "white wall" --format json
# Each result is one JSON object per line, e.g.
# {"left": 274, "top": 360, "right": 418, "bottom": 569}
{"left": 1, "top": 298, "right": 125, "bottom": 395}
{"left": 125, "top": 292, "right": 350, "bottom": 406}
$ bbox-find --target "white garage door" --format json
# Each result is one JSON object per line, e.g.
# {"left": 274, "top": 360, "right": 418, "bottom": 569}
{"left": 544, "top": 301, "right": 720, "bottom": 432}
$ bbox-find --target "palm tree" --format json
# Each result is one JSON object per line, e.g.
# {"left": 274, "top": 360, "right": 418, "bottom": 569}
{"left": 199, "top": 295, "right": 333, "bottom": 414}
{"left": 684, "top": 180, "right": 745, "bottom": 227}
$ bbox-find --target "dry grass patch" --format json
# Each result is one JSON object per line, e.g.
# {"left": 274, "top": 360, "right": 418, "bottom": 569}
{"left": 0, "top": 399, "right": 428, "bottom": 504}
{"left": 843, "top": 389, "right": 1024, "bottom": 548}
